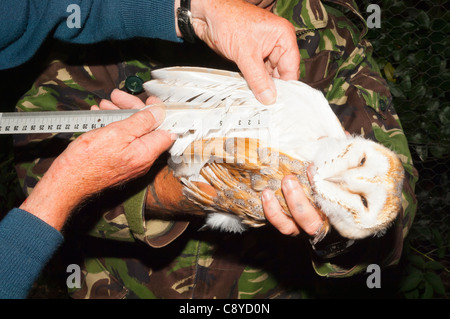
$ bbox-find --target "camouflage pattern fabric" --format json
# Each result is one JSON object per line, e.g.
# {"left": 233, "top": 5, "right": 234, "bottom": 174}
{"left": 14, "top": 0, "right": 418, "bottom": 298}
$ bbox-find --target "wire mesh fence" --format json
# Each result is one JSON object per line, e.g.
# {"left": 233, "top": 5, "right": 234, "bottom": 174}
{"left": 359, "top": 0, "right": 449, "bottom": 298}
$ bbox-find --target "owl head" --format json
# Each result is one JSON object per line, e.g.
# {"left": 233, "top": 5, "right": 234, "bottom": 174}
{"left": 308, "top": 135, "right": 405, "bottom": 239}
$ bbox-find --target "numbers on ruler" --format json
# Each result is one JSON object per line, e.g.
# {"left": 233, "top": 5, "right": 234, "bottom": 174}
{"left": 0, "top": 111, "right": 134, "bottom": 135}
{"left": 217, "top": 116, "right": 265, "bottom": 128}
{"left": 0, "top": 121, "right": 107, "bottom": 133}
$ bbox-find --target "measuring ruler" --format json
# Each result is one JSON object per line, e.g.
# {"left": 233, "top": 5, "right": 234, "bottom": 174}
{"left": 0, "top": 105, "right": 269, "bottom": 135}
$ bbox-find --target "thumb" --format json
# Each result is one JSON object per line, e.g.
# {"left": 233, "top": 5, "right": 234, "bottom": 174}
{"left": 238, "top": 59, "right": 277, "bottom": 105}
{"left": 120, "top": 105, "right": 166, "bottom": 137}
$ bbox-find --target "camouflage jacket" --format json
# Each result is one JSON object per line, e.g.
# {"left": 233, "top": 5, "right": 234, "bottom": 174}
{"left": 14, "top": 0, "right": 417, "bottom": 298}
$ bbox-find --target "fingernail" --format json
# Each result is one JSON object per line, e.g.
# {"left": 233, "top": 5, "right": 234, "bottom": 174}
{"left": 170, "top": 133, "right": 178, "bottom": 141}
{"left": 149, "top": 105, "right": 165, "bottom": 124}
{"left": 257, "top": 89, "right": 276, "bottom": 105}
{"left": 262, "top": 188, "right": 274, "bottom": 202}
{"left": 283, "top": 177, "right": 298, "bottom": 191}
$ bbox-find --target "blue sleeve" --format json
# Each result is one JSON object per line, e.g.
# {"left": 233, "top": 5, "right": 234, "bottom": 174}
{"left": 0, "top": 208, "right": 64, "bottom": 299}
{"left": 0, "top": 0, "right": 181, "bottom": 70}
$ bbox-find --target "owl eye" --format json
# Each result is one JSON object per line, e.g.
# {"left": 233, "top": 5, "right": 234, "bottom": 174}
{"left": 360, "top": 195, "right": 368, "bottom": 208}
{"left": 359, "top": 156, "right": 366, "bottom": 166}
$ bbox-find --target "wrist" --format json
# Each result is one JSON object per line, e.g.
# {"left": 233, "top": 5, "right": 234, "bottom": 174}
{"left": 19, "top": 182, "right": 75, "bottom": 232}
{"left": 19, "top": 159, "right": 85, "bottom": 230}
{"left": 189, "top": 0, "right": 208, "bottom": 19}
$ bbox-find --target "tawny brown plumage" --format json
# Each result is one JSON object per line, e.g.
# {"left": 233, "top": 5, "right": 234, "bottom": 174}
{"left": 174, "top": 137, "right": 331, "bottom": 240}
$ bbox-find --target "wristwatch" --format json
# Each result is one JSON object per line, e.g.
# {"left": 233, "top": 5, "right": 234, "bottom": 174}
{"left": 177, "top": 0, "right": 197, "bottom": 43}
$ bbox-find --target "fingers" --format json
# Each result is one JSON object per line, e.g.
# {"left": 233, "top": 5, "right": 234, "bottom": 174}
{"left": 96, "top": 89, "right": 146, "bottom": 111}
{"left": 235, "top": 24, "right": 299, "bottom": 104}
{"left": 91, "top": 88, "right": 169, "bottom": 138}
{"left": 269, "top": 33, "right": 301, "bottom": 82}
{"left": 110, "top": 89, "right": 146, "bottom": 109}
{"left": 146, "top": 96, "right": 163, "bottom": 105}
{"left": 121, "top": 105, "right": 166, "bottom": 137}
{"left": 98, "top": 99, "right": 120, "bottom": 110}
{"left": 98, "top": 105, "right": 173, "bottom": 175}
{"left": 262, "top": 189, "right": 301, "bottom": 236}
{"left": 263, "top": 175, "right": 324, "bottom": 237}
{"left": 281, "top": 176, "right": 324, "bottom": 236}
{"left": 265, "top": 43, "right": 300, "bottom": 81}
{"left": 122, "top": 107, "right": 174, "bottom": 172}
{"left": 138, "top": 129, "right": 175, "bottom": 163}
{"left": 94, "top": 90, "right": 163, "bottom": 111}
{"left": 239, "top": 58, "right": 277, "bottom": 105}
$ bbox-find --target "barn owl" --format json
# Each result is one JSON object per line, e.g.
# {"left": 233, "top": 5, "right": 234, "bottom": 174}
{"left": 143, "top": 67, "right": 405, "bottom": 242}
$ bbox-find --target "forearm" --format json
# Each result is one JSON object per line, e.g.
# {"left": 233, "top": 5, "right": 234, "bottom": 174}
{"left": 19, "top": 157, "right": 84, "bottom": 231}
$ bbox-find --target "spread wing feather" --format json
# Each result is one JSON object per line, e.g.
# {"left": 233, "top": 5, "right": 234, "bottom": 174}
{"left": 144, "top": 66, "right": 346, "bottom": 162}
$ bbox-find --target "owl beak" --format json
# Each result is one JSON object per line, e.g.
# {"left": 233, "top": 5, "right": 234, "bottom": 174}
{"left": 324, "top": 175, "right": 345, "bottom": 185}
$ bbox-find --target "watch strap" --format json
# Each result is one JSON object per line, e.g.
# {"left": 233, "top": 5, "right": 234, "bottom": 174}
{"left": 177, "top": 0, "right": 197, "bottom": 43}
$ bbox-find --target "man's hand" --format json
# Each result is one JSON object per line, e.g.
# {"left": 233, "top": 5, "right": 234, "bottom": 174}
{"left": 262, "top": 175, "right": 324, "bottom": 237}
{"left": 93, "top": 90, "right": 203, "bottom": 214}
{"left": 176, "top": 0, "right": 300, "bottom": 105}
{"left": 20, "top": 98, "right": 174, "bottom": 230}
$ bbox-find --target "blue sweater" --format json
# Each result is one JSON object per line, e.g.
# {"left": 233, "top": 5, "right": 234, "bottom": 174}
{"left": 0, "top": 208, "right": 64, "bottom": 299}
{"left": 0, "top": 0, "right": 180, "bottom": 70}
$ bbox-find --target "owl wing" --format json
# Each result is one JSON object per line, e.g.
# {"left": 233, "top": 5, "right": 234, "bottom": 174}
{"left": 144, "top": 67, "right": 269, "bottom": 157}
{"left": 180, "top": 137, "right": 319, "bottom": 225}
{"left": 144, "top": 66, "right": 347, "bottom": 162}
{"left": 268, "top": 78, "right": 347, "bottom": 161}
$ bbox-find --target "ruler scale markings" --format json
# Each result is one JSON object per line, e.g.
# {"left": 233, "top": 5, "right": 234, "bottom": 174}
{"left": 0, "top": 106, "right": 269, "bottom": 135}
{"left": 0, "top": 110, "right": 137, "bottom": 134}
